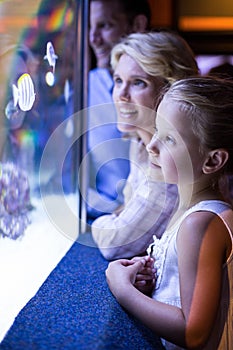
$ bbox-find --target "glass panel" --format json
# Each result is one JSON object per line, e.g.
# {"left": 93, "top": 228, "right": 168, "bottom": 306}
{"left": 0, "top": 0, "right": 86, "bottom": 241}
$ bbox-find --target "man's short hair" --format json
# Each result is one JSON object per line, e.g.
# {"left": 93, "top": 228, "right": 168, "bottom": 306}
{"left": 91, "top": 0, "right": 151, "bottom": 29}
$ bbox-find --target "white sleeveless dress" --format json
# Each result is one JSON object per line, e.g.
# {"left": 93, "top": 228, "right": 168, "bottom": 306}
{"left": 147, "top": 200, "right": 233, "bottom": 350}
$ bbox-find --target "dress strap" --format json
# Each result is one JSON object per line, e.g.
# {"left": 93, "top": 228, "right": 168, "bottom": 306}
{"left": 219, "top": 209, "right": 233, "bottom": 263}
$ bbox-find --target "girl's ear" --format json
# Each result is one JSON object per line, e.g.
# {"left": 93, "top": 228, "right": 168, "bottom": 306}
{"left": 203, "top": 149, "right": 229, "bottom": 174}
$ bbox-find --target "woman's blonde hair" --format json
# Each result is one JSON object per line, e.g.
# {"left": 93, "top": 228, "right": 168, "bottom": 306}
{"left": 111, "top": 30, "right": 199, "bottom": 84}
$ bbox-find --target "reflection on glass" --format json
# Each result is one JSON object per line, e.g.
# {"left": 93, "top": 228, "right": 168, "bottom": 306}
{"left": 0, "top": 1, "right": 90, "bottom": 342}
{"left": 0, "top": 0, "right": 80, "bottom": 240}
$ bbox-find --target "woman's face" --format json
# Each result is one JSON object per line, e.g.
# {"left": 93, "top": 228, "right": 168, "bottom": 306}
{"left": 112, "top": 54, "right": 165, "bottom": 138}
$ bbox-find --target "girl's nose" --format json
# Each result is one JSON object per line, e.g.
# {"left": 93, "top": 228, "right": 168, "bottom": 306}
{"left": 146, "top": 137, "right": 159, "bottom": 155}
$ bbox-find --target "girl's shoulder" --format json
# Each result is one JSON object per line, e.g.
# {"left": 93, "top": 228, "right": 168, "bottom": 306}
{"left": 184, "top": 200, "right": 233, "bottom": 238}
{"left": 187, "top": 200, "right": 232, "bottom": 215}
{"left": 168, "top": 200, "right": 232, "bottom": 233}
{"left": 180, "top": 200, "right": 233, "bottom": 233}
{"left": 178, "top": 200, "right": 233, "bottom": 263}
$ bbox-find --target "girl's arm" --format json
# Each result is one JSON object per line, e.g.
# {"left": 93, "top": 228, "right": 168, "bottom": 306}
{"left": 106, "top": 258, "right": 187, "bottom": 347}
{"left": 177, "top": 211, "right": 230, "bottom": 347}
{"left": 106, "top": 211, "right": 229, "bottom": 349}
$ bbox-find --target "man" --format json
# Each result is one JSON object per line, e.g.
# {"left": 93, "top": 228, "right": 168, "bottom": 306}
{"left": 89, "top": 0, "right": 150, "bottom": 69}
{"left": 87, "top": 0, "right": 151, "bottom": 222}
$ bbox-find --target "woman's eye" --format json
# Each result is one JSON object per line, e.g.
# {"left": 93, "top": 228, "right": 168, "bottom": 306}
{"left": 151, "top": 128, "right": 158, "bottom": 141}
{"left": 114, "top": 77, "right": 122, "bottom": 85}
{"left": 134, "top": 79, "right": 147, "bottom": 87}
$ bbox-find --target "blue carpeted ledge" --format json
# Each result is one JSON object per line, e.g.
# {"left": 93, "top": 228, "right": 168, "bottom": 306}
{"left": 0, "top": 234, "right": 164, "bottom": 350}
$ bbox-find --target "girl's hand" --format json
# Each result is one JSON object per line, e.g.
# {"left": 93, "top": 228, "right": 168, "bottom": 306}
{"left": 105, "top": 258, "right": 147, "bottom": 300}
{"left": 132, "top": 256, "right": 156, "bottom": 295}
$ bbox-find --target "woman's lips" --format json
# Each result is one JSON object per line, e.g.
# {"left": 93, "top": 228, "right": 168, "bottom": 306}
{"left": 118, "top": 108, "right": 137, "bottom": 118}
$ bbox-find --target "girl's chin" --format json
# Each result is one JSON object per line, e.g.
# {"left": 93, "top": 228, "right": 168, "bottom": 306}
{"left": 147, "top": 167, "right": 165, "bottom": 182}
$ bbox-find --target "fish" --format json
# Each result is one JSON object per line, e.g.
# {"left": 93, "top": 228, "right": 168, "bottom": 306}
{"left": 44, "top": 41, "right": 58, "bottom": 73}
{"left": 12, "top": 73, "right": 36, "bottom": 112}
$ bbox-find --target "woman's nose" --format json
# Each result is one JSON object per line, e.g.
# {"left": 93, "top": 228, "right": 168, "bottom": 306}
{"left": 119, "top": 86, "right": 130, "bottom": 102}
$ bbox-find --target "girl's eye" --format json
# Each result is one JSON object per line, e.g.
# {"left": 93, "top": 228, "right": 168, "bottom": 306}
{"left": 165, "top": 135, "right": 176, "bottom": 145}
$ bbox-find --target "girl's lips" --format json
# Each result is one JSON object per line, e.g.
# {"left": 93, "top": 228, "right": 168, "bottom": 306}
{"left": 149, "top": 160, "right": 160, "bottom": 169}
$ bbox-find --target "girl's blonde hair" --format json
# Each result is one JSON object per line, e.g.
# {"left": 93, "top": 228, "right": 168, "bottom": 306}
{"left": 165, "top": 76, "right": 233, "bottom": 175}
{"left": 111, "top": 30, "right": 199, "bottom": 84}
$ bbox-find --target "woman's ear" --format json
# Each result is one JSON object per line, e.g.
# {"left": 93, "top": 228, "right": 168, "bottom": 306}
{"left": 203, "top": 149, "right": 229, "bottom": 174}
{"left": 132, "top": 15, "right": 148, "bottom": 33}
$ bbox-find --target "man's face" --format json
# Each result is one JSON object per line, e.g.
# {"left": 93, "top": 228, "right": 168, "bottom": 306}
{"left": 89, "top": 1, "right": 131, "bottom": 68}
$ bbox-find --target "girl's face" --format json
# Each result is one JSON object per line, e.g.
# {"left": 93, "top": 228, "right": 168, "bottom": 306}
{"left": 147, "top": 95, "right": 207, "bottom": 185}
{"left": 112, "top": 54, "right": 165, "bottom": 137}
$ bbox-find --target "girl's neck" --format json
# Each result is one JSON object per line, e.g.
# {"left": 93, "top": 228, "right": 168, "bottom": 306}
{"left": 178, "top": 183, "right": 225, "bottom": 211}
{"left": 167, "top": 184, "right": 225, "bottom": 229}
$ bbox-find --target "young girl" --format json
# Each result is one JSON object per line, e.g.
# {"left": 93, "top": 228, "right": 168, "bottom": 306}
{"left": 105, "top": 76, "right": 233, "bottom": 349}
